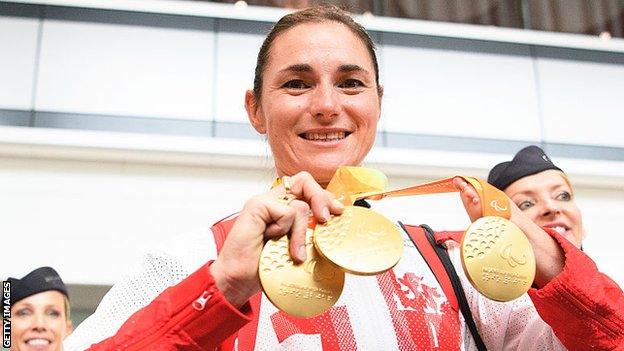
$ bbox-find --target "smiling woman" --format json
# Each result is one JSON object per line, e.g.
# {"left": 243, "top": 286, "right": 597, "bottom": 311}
{"left": 245, "top": 19, "right": 382, "bottom": 185}
{"left": 488, "top": 145, "right": 584, "bottom": 248}
{"left": 7, "top": 267, "right": 73, "bottom": 351}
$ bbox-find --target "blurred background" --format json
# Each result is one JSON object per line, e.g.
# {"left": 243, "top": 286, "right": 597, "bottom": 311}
{"left": 1, "top": 0, "right": 623, "bottom": 328}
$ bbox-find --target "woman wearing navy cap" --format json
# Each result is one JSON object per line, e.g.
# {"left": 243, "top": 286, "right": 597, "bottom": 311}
{"left": 487, "top": 145, "right": 624, "bottom": 348}
{"left": 7, "top": 266, "right": 73, "bottom": 351}
{"left": 488, "top": 145, "right": 583, "bottom": 248}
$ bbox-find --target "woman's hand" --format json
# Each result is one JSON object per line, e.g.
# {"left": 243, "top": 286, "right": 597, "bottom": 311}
{"left": 453, "top": 177, "right": 565, "bottom": 287}
{"left": 210, "top": 171, "right": 344, "bottom": 308}
{"left": 453, "top": 177, "right": 482, "bottom": 222}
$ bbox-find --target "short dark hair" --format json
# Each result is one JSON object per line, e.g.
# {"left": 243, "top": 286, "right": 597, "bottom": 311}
{"left": 252, "top": 5, "right": 381, "bottom": 105}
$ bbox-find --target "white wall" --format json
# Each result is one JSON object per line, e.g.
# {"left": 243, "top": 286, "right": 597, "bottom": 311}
{"left": 0, "top": 16, "right": 38, "bottom": 110}
{"left": 0, "top": 154, "right": 270, "bottom": 284}
{"left": 381, "top": 38, "right": 542, "bottom": 141}
{"left": 36, "top": 19, "right": 215, "bottom": 120}
{"left": 537, "top": 49, "right": 624, "bottom": 147}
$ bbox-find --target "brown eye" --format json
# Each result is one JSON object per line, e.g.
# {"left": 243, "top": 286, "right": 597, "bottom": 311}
{"left": 338, "top": 79, "right": 364, "bottom": 89}
{"left": 282, "top": 80, "right": 309, "bottom": 89}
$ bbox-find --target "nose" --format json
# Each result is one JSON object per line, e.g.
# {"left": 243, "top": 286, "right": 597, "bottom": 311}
{"left": 31, "top": 312, "right": 47, "bottom": 331}
{"left": 540, "top": 198, "right": 560, "bottom": 218}
{"left": 310, "top": 82, "right": 340, "bottom": 122}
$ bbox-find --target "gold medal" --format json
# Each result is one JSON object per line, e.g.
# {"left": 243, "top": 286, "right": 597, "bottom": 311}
{"left": 313, "top": 206, "right": 404, "bottom": 276}
{"left": 265, "top": 169, "right": 537, "bottom": 312}
{"left": 326, "top": 166, "right": 387, "bottom": 206}
{"left": 259, "top": 228, "right": 345, "bottom": 318}
{"left": 461, "top": 216, "right": 536, "bottom": 302}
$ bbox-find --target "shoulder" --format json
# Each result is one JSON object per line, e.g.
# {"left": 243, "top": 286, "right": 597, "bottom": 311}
{"left": 149, "top": 226, "right": 218, "bottom": 274}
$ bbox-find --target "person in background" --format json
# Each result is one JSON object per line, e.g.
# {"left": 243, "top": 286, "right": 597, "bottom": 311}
{"left": 64, "top": 5, "right": 624, "bottom": 350}
{"left": 7, "top": 266, "right": 73, "bottom": 351}
{"left": 488, "top": 145, "right": 624, "bottom": 346}
{"left": 488, "top": 145, "right": 583, "bottom": 248}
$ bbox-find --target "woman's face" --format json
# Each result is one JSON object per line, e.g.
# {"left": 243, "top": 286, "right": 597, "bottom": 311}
{"left": 10, "top": 291, "right": 72, "bottom": 351}
{"left": 505, "top": 170, "right": 584, "bottom": 248}
{"left": 246, "top": 21, "right": 381, "bottom": 185}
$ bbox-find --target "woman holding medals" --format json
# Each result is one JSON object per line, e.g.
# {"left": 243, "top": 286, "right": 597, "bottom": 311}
{"left": 64, "top": 5, "right": 623, "bottom": 351}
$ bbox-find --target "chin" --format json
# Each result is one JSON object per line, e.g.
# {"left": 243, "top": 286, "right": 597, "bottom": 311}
{"left": 309, "top": 167, "right": 338, "bottom": 185}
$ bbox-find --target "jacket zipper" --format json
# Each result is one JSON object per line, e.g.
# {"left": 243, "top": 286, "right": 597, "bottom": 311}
{"left": 193, "top": 290, "right": 213, "bottom": 311}
{"left": 125, "top": 288, "right": 215, "bottom": 350}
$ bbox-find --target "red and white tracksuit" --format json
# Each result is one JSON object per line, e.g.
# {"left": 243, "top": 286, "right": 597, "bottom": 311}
{"left": 65, "top": 224, "right": 624, "bottom": 350}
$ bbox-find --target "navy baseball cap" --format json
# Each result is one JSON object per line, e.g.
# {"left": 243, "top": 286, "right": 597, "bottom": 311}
{"left": 7, "top": 266, "right": 68, "bottom": 304}
{"left": 488, "top": 145, "right": 563, "bottom": 191}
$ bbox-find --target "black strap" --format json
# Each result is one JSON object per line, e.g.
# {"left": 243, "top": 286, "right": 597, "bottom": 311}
{"left": 353, "top": 199, "right": 371, "bottom": 208}
{"left": 421, "top": 224, "right": 488, "bottom": 351}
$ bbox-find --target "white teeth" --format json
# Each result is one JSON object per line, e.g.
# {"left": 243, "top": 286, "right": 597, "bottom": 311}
{"left": 304, "top": 132, "right": 346, "bottom": 141}
{"left": 27, "top": 338, "right": 50, "bottom": 346}
{"left": 551, "top": 226, "right": 566, "bottom": 235}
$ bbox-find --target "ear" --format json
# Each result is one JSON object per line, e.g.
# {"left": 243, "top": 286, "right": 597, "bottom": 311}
{"left": 377, "top": 85, "right": 384, "bottom": 121}
{"left": 245, "top": 90, "right": 266, "bottom": 134}
{"left": 66, "top": 319, "right": 74, "bottom": 335}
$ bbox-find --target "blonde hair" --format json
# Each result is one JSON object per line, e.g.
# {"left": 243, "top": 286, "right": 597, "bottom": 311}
{"left": 63, "top": 295, "right": 71, "bottom": 320}
{"left": 557, "top": 170, "right": 574, "bottom": 196}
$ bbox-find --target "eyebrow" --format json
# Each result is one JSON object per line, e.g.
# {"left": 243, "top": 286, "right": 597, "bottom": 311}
{"left": 510, "top": 191, "right": 534, "bottom": 200}
{"left": 279, "top": 63, "right": 370, "bottom": 75}
{"left": 338, "top": 64, "right": 369, "bottom": 75}
{"left": 512, "top": 183, "right": 568, "bottom": 198}
{"left": 280, "top": 64, "right": 312, "bottom": 73}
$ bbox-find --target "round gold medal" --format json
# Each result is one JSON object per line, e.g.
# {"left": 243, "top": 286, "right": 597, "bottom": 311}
{"left": 259, "top": 228, "right": 345, "bottom": 318}
{"left": 313, "top": 206, "right": 403, "bottom": 276}
{"left": 461, "top": 216, "right": 536, "bottom": 302}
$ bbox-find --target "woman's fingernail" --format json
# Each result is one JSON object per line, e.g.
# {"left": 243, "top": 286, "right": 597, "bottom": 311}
{"left": 298, "top": 245, "right": 307, "bottom": 261}
{"left": 322, "top": 207, "right": 330, "bottom": 222}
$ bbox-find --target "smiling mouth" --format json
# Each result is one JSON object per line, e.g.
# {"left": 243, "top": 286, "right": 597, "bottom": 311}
{"left": 299, "top": 131, "right": 350, "bottom": 141}
{"left": 26, "top": 338, "right": 51, "bottom": 346}
{"left": 548, "top": 225, "right": 569, "bottom": 235}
